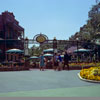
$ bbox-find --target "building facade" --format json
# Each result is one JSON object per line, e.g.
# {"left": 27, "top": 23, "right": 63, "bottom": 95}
{"left": 0, "top": 11, "right": 24, "bottom": 61}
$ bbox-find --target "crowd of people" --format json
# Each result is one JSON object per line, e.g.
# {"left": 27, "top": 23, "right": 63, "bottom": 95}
{"left": 39, "top": 50, "right": 70, "bottom": 71}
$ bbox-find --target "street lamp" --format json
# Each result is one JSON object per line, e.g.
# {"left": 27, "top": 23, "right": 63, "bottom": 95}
{"left": 24, "top": 37, "right": 29, "bottom": 56}
{"left": 53, "top": 37, "right": 57, "bottom": 54}
{"left": 24, "top": 37, "right": 29, "bottom": 68}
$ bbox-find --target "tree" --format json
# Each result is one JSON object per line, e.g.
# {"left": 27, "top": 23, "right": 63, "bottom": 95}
{"left": 29, "top": 43, "right": 53, "bottom": 56}
{"left": 69, "top": 2, "right": 100, "bottom": 42}
{"left": 88, "top": 2, "right": 100, "bottom": 33}
{"left": 29, "top": 45, "right": 42, "bottom": 56}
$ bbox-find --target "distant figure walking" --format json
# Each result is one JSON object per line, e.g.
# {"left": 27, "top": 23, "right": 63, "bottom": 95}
{"left": 64, "top": 51, "right": 70, "bottom": 70}
{"left": 39, "top": 53, "right": 45, "bottom": 71}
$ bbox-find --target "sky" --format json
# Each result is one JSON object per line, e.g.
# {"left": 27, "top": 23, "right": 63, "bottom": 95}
{"left": 0, "top": 0, "right": 96, "bottom": 41}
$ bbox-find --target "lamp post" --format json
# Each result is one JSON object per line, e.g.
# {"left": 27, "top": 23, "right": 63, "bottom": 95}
{"left": 24, "top": 37, "right": 29, "bottom": 69}
{"left": 24, "top": 37, "right": 29, "bottom": 56}
{"left": 53, "top": 37, "right": 57, "bottom": 54}
{"left": 76, "top": 38, "right": 79, "bottom": 63}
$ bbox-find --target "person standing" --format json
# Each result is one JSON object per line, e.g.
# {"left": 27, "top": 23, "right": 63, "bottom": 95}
{"left": 64, "top": 51, "right": 70, "bottom": 70}
{"left": 58, "top": 53, "right": 62, "bottom": 71}
{"left": 53, "top": 53, "right": 58, "bottom": 71}
{"left": 44, "top": 57, "right": 48, "bottom": 69}
{"left": 39, "top": 53, "right": 45, "bottom": 71}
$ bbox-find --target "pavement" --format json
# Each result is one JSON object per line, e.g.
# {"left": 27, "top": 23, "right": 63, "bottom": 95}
{"left": 0, "top": 69, "right": 100, "bottom": 97}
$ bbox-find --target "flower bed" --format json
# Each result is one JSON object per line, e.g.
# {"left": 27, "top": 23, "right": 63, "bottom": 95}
{"left": 67, "top": 63, "right": 96, "bottom": 70}
{"left": 69, "top": 62, "right": 98, "bottom": 67}
{"left": 78, "top": 73, "right": 100, "bottom": 83}
{"left": 79, "top": 67, "right": 100, "bottom": 82}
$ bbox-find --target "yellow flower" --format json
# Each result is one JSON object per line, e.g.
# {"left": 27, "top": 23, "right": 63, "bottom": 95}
{"left": 98, "top": 71, "right": 100, "bottom": 76}
{"left": 97, "top": 76, "right": 100, "bottom": 81}
{"left": 80, "top": 67, "right": 100, "bottom": 81}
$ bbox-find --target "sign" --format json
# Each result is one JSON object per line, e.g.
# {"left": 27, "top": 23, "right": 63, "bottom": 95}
{"left": 36, "top": 35, "right": 46, "bottom": 43}
{"left": 34, "top": 33, "right": 48, "bottom": 43}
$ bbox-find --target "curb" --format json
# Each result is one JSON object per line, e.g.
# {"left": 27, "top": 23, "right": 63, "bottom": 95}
{"left": 77, "top": 73, "right": 100, "bottom": 83}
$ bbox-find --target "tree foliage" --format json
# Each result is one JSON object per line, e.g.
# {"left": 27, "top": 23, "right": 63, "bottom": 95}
{"left": 29, "top": 44, "right": 52, "bottom": 56}
{"left": 69, "top": 2, "right": 100, "bottom": 41}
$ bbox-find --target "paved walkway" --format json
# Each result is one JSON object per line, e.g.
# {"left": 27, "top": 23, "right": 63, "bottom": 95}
{"left": 0, "top": 69, "right": 100, "bottom": 97}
